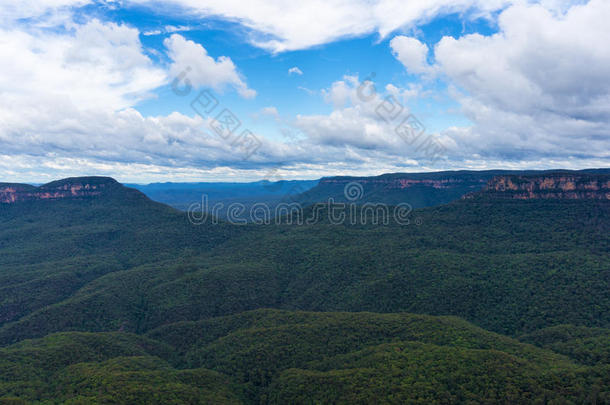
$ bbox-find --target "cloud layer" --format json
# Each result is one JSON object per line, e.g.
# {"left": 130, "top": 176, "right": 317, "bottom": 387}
{"left": 433, "top": 0, "right": 610, "bottom": 160}
{"left": 129, "top": 0, "right": 510, "bottom": 52}
{"left": 0, "top": 0, "right": 608, "bottom": 183}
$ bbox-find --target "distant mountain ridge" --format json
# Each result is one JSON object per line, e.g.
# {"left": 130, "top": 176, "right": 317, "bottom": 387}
{"left": 294, "top": 169, "right": 610, "bottom": 208}
{"left": 4, "top": 170, "right": 609, "bottom": 208}
{"left": 128, "top": 179, "right": 319, "bottom": 212}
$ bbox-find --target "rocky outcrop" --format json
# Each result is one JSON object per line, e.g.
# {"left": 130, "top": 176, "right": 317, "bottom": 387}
{"left": 466, "top": 173, "right": 610, "bottom": 200}
{"left": 298, "top": 170, "right": 610, "bottom": 208}
{"left": 0, "top": 177, "right": 120, "bottom": 204}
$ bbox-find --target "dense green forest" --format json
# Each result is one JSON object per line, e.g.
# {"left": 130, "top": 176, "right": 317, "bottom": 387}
{"left": 0, "top": 176, "right": 608, "bottom": 403}
{"left": 1, "top": 310, "right": 608, "bottom": 403}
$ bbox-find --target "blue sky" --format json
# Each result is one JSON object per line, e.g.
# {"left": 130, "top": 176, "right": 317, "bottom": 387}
{"left": 133, "top": 8, "right": 496, "bottom": 132}
{"left": 0, "top": 0, "right": 608, "bottom": 182}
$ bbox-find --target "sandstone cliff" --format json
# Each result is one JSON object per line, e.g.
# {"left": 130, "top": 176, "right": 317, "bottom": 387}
{"left": 466, "top": 173, "right": 610, "bottom": 200}
{"left": 0, "top": 177, "right": 121, "bottom": 204}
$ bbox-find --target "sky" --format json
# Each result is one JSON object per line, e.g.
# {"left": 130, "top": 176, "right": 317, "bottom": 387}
{"left": 0, "top": 0, "right": 608, "bottom": 183}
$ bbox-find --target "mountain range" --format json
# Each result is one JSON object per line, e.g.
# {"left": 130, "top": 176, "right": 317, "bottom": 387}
{"left": 0, "top": 170, "right": 608, "bottom": 403}
{"left": 123, "top": 169, "right": 610, "bottom": 215}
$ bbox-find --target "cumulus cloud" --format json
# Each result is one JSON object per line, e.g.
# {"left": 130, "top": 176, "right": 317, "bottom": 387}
{"left": 0, "top": 11, "right": 432, "bottom": 182}
{"left": 433, "top": 0, "right": 610, "bottom": 160}
{"left": 0, "top": 16, "right": 258, "bottom": 171}
{"left": 0, "top": 19, "right": 166, "bottom": 111}
{"left": 0, "top": 74, "right": 443, "bottom": 182}
{"left": 322, "top": 75, "right": 361, "bottom": 108}
{"left": 390, "top": 36, "right": 433, "bottom": 75}
{"left": 164, "top": 34, "right": 256, "bottom": 99}
{"left": 0, "top": 19, "right": 423, "bottom": 182}
{"left": 2, "top": 0, "right": 609, "bottom": 182}
{"left": 0, "top": 19, "right": 250, "bottom": 182}
{"left": 128, "top": 0, "right": 510, "bottom": 52}
{"left": 385, "top": 83, "right": 420, "bottom": 101}
{"left": 297, "top": 75, "right": 446, "bottom": 162}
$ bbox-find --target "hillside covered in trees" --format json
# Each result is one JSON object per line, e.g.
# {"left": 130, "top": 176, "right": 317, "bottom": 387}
{"left": 0, "top": 174, "right": 608, "bottom": 403}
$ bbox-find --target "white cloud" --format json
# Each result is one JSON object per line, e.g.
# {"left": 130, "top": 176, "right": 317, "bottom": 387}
{"left": 433, "top": 0, "right": 610, "bottom": 159}
{"left": 0, "top": 19, "right": 257, "bottom": 181}
{"left": 143, "top": 24, "right": 192, "bottom": 36}
{"left": 385, "top": 83, "right": 419, "bottom": 101}
{"left": 389, "top": 36, "right": 433, "bottom": 75}
{"left": 0, "top": 0, "right": 91, "bottom": 25}
{"left": 128, "top": 0, "right": 510, "bottom": 52}
{"left": 0, "top": 11, "right": 435, "bottom": 182}
{"left": 297, "top": 75, "right": 441, "bottom": 157}
{"left": 164, "top": 34, "right": 256, "bottom": 99}
{"left": 0, "top": 68, "right": 446, "bottom": 182}
{"left": 298, "top": 86, "right": 316, "bottom": 95}
{"left": 288, "top": 66, "right": 303, "bottom": 75}
{"left": 0, "top": 19, "right": 166, "bottom": 111}
{"left": 2, "top": 0, "right": 609, "bottom": 182}
{"left": 261, "top": 106, "right": 280, "bottom": 117}
{"left": 322, "top": 75, "right": 360, "bottom": 108}
{"left": 143, "top": 29, "right": 162, "bottom": 36}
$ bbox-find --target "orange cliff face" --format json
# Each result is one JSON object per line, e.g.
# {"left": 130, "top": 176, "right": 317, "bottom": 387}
{"left": 466, "top": 174, "right": 610, "bottom": 200}
{"left": 0, "top": 177, "right": 118, "bottom": 204}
